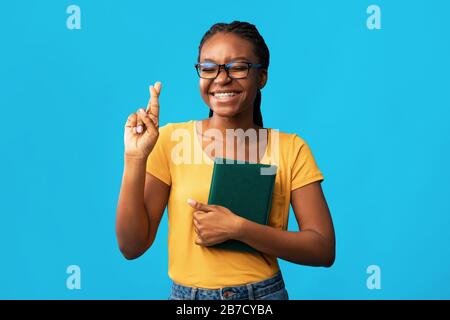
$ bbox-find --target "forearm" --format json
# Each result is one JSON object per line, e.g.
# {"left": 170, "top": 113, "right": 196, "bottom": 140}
{"left": 116, "top": 155, "right": 150, "bottom": 258}
{"left": 235, "top": 219, "right": 335, "bottom": 267}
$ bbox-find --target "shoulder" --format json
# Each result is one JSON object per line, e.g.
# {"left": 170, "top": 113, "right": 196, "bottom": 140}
{"left": 269, "top": 127, "right": 307, "bottom": 151}
{"left": 159, "top": 119, "right": 193, "bottom": 130}
{"left": 157, "top": 120, "right": 194, "bottom": 137}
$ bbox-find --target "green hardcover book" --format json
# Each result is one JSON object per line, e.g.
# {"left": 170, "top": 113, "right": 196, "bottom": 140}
{"left": 207, "top": 157, "right": 278, "bottom": 253}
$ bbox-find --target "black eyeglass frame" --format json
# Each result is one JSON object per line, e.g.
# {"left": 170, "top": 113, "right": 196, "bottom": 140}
{"left": 194, "top": 62, "right": 263, "bottom": 79}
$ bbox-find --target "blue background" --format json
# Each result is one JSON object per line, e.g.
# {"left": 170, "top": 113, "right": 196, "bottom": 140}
{"left": 1, "top": 0, "right": 449, "bottom": 299}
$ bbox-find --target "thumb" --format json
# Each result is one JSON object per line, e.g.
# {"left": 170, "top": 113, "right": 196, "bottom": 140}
{"left": 187, "top": 198, "right": 213, "bottom": 212}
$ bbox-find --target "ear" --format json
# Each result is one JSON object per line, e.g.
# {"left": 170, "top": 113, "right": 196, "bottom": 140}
{"left": 258, "top": 69, "right": 268, "bottom": 90}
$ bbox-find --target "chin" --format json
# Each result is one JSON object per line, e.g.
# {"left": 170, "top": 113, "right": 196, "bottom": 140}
{"left": 210, "top": 104, "right": 241, "bottom": 117}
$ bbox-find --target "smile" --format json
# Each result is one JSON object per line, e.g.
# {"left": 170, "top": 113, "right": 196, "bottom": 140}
{"left": 210, "top": 91, "right": 242, "bottom": 99}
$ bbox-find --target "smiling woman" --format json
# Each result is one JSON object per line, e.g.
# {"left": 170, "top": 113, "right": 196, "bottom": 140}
{"left": 115, "top": 21, "right": 335, "bottom": 301}
{"left": 198, "top": 25, "right": 268, "bottom": 129}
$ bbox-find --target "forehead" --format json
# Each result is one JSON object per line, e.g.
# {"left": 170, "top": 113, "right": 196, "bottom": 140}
{"left": 199, "top": 32, "right": 258, "bottom": 62}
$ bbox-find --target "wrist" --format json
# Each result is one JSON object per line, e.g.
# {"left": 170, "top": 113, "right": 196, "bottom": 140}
{"left": 124, "top": 154, "right": 148, "bottom": 167}
{"left": 233, "top": 216, "right": 247, "bottom": 241}
{"left": 124, "top": 153, "right": 148, "bottom": 161}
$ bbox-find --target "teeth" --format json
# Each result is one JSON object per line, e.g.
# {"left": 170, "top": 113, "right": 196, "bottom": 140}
{"left": 213, "top": 92, "right": 238, "bottom": 97}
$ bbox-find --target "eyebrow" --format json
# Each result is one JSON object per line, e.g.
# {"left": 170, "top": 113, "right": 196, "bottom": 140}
{"left": 201, "top": 56, "right": 251, "bottom": 63}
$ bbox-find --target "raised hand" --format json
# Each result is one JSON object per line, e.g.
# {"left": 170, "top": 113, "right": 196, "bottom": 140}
{"left": 124, "top": 82, "right": 162, "bottom": 159}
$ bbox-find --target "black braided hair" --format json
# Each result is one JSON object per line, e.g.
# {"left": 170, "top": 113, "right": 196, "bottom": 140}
{"left": 198, "top": 21, "right": 270, "bottom": 127}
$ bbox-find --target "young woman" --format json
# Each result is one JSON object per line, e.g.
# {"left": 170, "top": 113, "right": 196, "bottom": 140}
{"left": 116, "top": 21, "right": 335, "bottom": 300}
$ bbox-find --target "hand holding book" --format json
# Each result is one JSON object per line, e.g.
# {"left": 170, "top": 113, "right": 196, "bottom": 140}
{"left": 187, "top": 198, "right": 244, "bottom": 247}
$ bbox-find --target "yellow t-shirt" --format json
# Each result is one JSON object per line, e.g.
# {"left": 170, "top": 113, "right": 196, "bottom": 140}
{"left": 146, "top": 120, "right": 324, "bottom": 289}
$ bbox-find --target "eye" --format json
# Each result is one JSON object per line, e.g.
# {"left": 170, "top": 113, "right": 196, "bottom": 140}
{"left": 199, "top": 63, "right": 218, "bottom": 72}
{"left": 230, "top": 66, "right": 247, "bottom": 71}
{"left": 201, "top": 67, "right": 217, "bottom": 72}
{"left": 228, "top": 62, "right": 249, "bottom": 71}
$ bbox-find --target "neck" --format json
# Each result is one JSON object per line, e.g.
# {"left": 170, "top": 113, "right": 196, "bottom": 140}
{"left": 198, "top": 116, "right": 266, "bottom": 146}
{"left": 209, "top": 116, "right": 256, "bottom": 131}
{"left": 206, "top": 107, "right": 262, "bottom": 133}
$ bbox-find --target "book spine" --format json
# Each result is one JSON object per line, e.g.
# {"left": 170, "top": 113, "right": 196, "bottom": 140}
{"left": 264, "top": 169, "right": 277, "bottom": 225}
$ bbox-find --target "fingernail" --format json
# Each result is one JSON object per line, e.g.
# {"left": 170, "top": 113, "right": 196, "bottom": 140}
{"left": 136, "top": 126, "right": 143, "bottom": 133}
{"left": 139, "top": 108, "right": 146, "bottom": 114}
{"left": 187, "top": 198, "right": 196, "bottom": 206}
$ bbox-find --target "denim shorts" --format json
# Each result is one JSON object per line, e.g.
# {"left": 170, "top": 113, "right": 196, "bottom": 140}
{"left": 168, "top": 271, "right": 289, "bottom": 300}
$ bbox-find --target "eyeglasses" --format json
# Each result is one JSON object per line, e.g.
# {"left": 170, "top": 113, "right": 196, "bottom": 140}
{"left": 194, "top": 62, "right": 262, "bottom": 79}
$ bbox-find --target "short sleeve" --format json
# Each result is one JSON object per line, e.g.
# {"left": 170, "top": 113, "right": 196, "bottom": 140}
{"left": 146, "top": 123, "right": 172, "bottom": 186}
{"left": 290, "top": 135, "right": 324, "bottom": 191}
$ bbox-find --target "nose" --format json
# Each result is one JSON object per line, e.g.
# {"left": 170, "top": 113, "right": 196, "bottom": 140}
{"left": 214, "top": 66, "right": 232, "bottom": 85}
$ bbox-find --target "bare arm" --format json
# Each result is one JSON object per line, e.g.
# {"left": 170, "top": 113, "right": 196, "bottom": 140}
{"left": 115, "top": 157, "right": 169, "bottom": 259}
{"left": 235, "top": 181, "right": 335, "bottom": 267}
{"left": 115, "top": 82, "right": 170, "bottom": 259}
